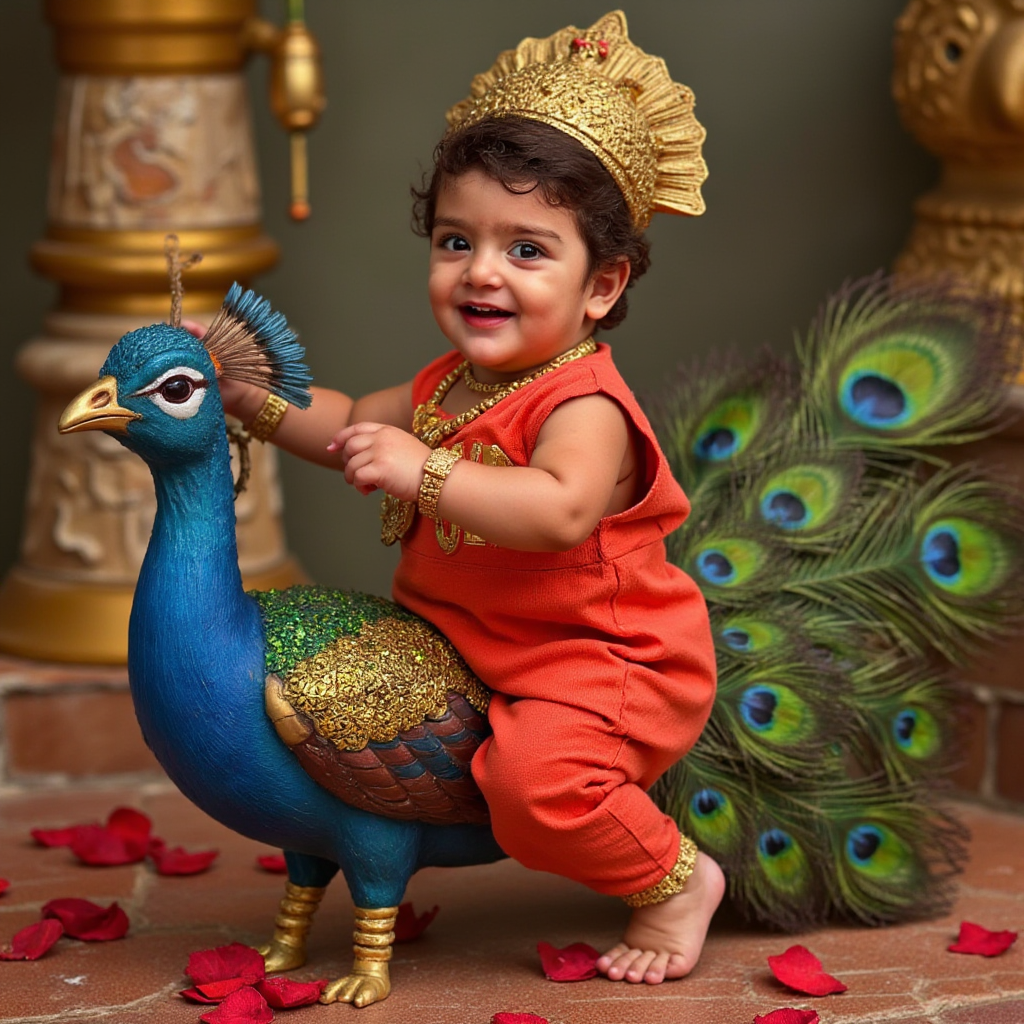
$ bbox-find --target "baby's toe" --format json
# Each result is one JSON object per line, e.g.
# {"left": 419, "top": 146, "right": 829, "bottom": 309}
{"left": 625, "top": 950, "right": 658, "bottom": 983}
{"left": 644, "top": 951, "right": 673, "bottom": 984}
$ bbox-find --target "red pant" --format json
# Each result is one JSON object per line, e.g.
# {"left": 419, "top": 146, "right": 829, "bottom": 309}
{"left": 472, "top": 694, "right": 683, "bottom": 897}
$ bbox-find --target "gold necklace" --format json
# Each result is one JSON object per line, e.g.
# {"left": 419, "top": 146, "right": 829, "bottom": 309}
{"left": 380, "top": 338, "right": 597, "bottom": 545}
{"left": 413, "top": 338, "right": 597, "bottom": 449}
{"left": 462, "top": 365, "right": 508, "bottom": 393}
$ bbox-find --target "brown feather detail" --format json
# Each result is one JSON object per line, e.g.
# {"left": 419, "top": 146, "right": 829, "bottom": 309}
{"left": 201, "top": 302, "right": 279, "bottom": 391}
{"left": 289, "top": 692, "right": 490, "bottom": 826}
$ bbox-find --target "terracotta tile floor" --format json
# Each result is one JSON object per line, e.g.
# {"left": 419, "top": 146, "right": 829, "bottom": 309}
{"left": 0, "top": 781, "right": 1020, "bottom": 1024}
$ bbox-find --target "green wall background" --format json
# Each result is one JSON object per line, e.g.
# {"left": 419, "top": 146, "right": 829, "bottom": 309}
{"left": 0, "top": 1, "right": 933, "bottom": 601}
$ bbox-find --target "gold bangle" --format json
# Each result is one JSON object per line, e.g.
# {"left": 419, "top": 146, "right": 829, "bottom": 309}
{"left": 622, "top": 835, "right": 698, "bottom": 907}
{"left": 248, "top": 393, "right": 289, "bottom": 442}
{"left": 417, "top": 447, "right": 460, "bottom": 521}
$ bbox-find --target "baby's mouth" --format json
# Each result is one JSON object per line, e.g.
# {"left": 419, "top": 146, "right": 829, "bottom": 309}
{"left": 460, "top": 304, "right": 514, "bottom": 320}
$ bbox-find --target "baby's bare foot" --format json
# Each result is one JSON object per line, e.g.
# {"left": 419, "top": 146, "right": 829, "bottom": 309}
{"left": 596, "top": 851, "right": 725, "bottom": 984}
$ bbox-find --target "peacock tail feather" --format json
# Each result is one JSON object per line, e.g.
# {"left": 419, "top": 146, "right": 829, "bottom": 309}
{"left": 652, "top": 274, "right": 1024, "bottom": 928}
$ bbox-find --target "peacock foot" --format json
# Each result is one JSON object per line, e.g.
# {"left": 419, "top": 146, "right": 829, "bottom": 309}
{"left": 259, "top": 937, "right": 307, "bottom": 974}
{"left": 320, "top": 963, "right": 391, "bottom": 1007}
{"left": 319, "top": 906, "right": 399, "bottom": 1006}
{"left": 259, "top": 881, "right": 325, "bottom": 974}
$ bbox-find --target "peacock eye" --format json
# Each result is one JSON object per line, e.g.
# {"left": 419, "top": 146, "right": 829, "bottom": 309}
{"left": 134, "top": 366, "right": 210, "bottom": 420}
{"left": 945, "top": 40, "right": 962, "bottom": 62}
{"left": 160, "top": 376, "right": 195, "bottom": 403}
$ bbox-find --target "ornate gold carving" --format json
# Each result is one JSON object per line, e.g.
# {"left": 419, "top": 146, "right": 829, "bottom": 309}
{"left": 892, "top": 0, "right": 1024, "bottom": 381}
{"left": 280, "top": 616, "right": 490, "bottom": 752}
{"left": 448, "top": 10, "right": 706, "bottom": 228}
{"left": 622, "top": 835, "right": 699, "bottom": 908}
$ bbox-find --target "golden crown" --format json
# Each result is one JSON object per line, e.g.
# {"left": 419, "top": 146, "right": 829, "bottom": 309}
{"left": 446, "top": 10, "right": 707, "bottom": 230}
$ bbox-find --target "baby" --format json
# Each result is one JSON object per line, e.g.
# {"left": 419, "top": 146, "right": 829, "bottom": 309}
{"left": 221, "top": 12, "right": 722, "bottom": 985}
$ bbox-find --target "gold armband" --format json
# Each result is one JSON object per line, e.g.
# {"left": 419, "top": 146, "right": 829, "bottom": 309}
{"left": 417, "top": 447, "right": 460, "bottom": 521}
{"left": 622, "top": 835, "right": 698, "bottom": 907}
{"left": 248, "top": 393, "right": 289, "bottom": 442}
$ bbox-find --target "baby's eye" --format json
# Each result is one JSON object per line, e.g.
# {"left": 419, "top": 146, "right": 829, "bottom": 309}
{"left": 440, "top": 234, "right": 470, "bottom": 252}
{"left": 510, "top": 242, "right": 543, "bottom": 260}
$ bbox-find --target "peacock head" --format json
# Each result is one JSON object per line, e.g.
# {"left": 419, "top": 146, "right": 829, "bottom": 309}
{"left": 58, "top": 324, "right": 225, "bottom": 465}
{"left": 57, "top": 283, "right": 312, "bottom": 466}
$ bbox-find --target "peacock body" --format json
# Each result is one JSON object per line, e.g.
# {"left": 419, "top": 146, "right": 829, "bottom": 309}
{"left": 58, "top": 275, "right": 1023, "bottom": 1004}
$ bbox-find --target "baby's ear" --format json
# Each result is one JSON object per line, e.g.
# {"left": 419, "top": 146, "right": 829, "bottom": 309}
{"left": 586, "top": 260, "right": 631, "bottom": 319}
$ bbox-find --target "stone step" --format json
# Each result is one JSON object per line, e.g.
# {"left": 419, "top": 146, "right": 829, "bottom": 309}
{"left": 0, "top": 655, "right": 160, "bottom": 784}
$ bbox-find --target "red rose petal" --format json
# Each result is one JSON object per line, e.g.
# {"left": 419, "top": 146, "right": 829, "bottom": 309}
{"left": 197, "top": 978, "right": 253, "bottom": 1000}
{"left": 69, "top": 824, "right": 148, "bottom": 866}
{"left": 152, "top": 845, "right": 219, "bottom": 876}
{"left": 199, "top": 986, "right": 274, "bottom": 1024}
{"left": 754, "top": 1010, "right": 821, "bottom": 1024}
{"left": 948, "top": 921, "right": 1018, "bottom": 957}
{"left": 187, "top": 942, "right": 266, "bottom": 986}
{"left": 31, "top": 825, "right": 85, "bottom": 847}
{"left": 42, "top": 898, "right": 129, "bottom": 941}
{"left": 394, "top": 901, "right": 439, "bottom": 943}
{"left": 491, "top": 1015, "right": 549, "bottom": 1024}
{"left": 767, "top": 946, "right": 847, "bottom": 997}
{"left": 0, "top": 919, "right": 64, "bottom": 961}
{"left": 181, "top": 987, "right": 222, "bottom": 1004}
{"left": 105, "top": 807, "right": 152, "bottom": 843}
{"left": 537, "top": 940, "right": 600, "bottom": 982}
{"left": 255, "top": 976, "right": 327, "bottom": 1008}
{"left": 148, "top": 836, "right": 167, "bottom": 857}
{"left": 256, "top": 854, "right": 287, "bottom": 874}
{"left": 0, "top": 880, "right": 9, "bottom": 896}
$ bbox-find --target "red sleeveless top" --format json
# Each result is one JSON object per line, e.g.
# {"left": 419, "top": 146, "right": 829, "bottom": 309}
{"left": 392, "top": 344, "right": 716, "bottom": 760}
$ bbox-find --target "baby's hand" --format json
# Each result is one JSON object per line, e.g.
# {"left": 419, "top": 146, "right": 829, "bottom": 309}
{"left": 328, "top": 422, "right": 431, "bottom": 499}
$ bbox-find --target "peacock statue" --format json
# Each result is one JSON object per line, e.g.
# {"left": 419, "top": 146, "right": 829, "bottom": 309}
{"left": 58, "top": 272, "right": 1024, "bottom": 1006}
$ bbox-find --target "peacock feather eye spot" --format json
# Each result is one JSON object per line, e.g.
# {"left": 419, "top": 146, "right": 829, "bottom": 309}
{"left": 740, "top": 686, "right": 777, "bottom": 729}
{"left": 846, "top": 824, "right": 882, "bottom": 865}
{"left": 894, "top": 709, "right": 917, "bottom": 746}
{"left": 721, "top": 627, "right": 751, "bottom": 651}
{"left": 692, "top": 788, "right": 725, "bottom": 818}
{"left": 921, "top": 527, "right": 961, "bottom": 582}
{"left": 694, "top": 426, "right": 738, "bottom": 461}
{"left": 843, "top": 372, "right": 908, "bottom": 427}
{"left": 696, "top": 549, "right": 735, "bottom": 584}
{"left": 761, "top": 490, "right": 809, "bottom": 529}
{"left": 759, "top": 828, "right": 792, "bottom": 859}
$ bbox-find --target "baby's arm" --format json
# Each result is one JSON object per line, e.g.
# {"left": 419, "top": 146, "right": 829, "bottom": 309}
{"left": 334, "top": 393, "right": 633, "bottom": 552}
{"left": 222, "top": 378, "right": 413, "bottom": 471}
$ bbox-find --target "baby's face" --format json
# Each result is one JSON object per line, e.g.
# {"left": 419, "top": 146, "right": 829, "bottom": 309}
{"left": 427, "top": 168, "right": 618, "bottom": 383}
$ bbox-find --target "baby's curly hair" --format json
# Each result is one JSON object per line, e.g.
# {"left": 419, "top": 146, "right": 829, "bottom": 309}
{"left": 412, "top": 116, "right": 651, "bottom": 330}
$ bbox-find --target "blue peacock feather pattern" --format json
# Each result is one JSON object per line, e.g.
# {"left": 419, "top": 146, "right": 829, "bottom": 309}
{"left": 653, "top": 274, "right": 1024, "bottom": 927}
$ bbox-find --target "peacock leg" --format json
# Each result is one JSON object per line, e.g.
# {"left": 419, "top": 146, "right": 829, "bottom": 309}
{"left": 259, "top": 881, "right": 326, "bottom": 973}
{"left": 319, "top": 906, "right": 398, "bottom": 1007}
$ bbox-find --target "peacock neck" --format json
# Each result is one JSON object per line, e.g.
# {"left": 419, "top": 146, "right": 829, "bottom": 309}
{"left": 136, "top": 431, "right": 257, "bottom": 645}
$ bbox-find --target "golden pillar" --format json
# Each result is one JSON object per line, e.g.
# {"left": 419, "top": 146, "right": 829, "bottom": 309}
{"left": 0, "top": 0, "right": 323, "bottom": 663}
{"left": 893, "top": 0, "right": 1024, "bottom": 382}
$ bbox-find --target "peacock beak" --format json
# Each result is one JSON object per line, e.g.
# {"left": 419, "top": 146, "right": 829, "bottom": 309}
{"left": 59, "top": 376, "right": 141, "bottom": 435}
